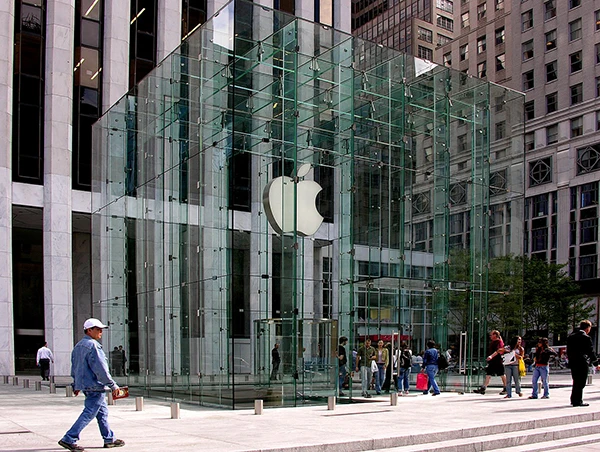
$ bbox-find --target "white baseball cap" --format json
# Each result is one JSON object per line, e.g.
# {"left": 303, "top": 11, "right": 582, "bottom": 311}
{"left": 83, "top": 318, "right": 109, "bottom": 330}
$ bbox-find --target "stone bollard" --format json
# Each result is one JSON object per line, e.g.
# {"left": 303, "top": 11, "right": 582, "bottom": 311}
{"left": 66, "top": 386, "right": 74, "bottom": 397}
{"left": 13, "top": 377, "right": 19, "bottom": 386}
{"left": 23, "top": 379, "right": 29, "bottom": 389}
{"left": 2, "top": 376, "right": 8, "bottom": 384}
{"left": 135, "top": 397, "right": 144, "bottom": 411}
{"left": 49, "top": 383, "right": 56, "bottom": 394}
{"left": 390, "top": 392, "right": 398, "bottom": 406}
{"left": 171, "top": 402, "right": 180, "bottom": 419}
{"left": 327, "top": 395, "right": 336, "bottom": 411}
{"left": 50, "top": 376, "right": 55, "bottom": 384}
{"left": 35, "top": 381, "right": 42, "bottom": 391}
{"left": 107, "top": 391, "right": 115, "bottom": 405}
{"left": 254, "top": 399, "right": 263, "bottom": 415}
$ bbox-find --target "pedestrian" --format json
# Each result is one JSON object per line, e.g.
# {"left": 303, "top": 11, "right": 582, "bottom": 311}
{"left": 110, "top": 347, "right": 121, "bottom": 376}
{"left": 356, "top": 338, "right": 375, "bottom": 398}
{"left": 36, "top": 341, "right": 54, "bottom": 381}
{"left": 528, "top": 337, "right": 557, "bottom": 399}
{"left": 338, "top": 336, "right": 348, "bottom": 396}
{"left": 567, "top": 320, "right": 600, "bottom": 407}
{"left": 118, "top": 346, "right": 127, "bottom": 376}
{"left": 270, "top": 343, "right": 281, "bottom": 381}
{"left": 58, "top": 318, "right": 124, "bottom": 451}
{"left": 421, "top": 340, "right": 441, "bottom": 395}
{"left": 474, "top": 330, "right": 507, "bottom": 395}
{"left": 397, "top": 341, "right": 412, "bottom": 395}
{"left": 382, "top": 342, "right": 393, "bottom": 392}
{"left": 502, "top": 336, "right": 524, "bottom": 398}
{"left": 374, "top": 340, "right": 389, "bottom": 395}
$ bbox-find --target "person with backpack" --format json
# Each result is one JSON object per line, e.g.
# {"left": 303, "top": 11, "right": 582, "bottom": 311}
{"left": 421, "top": 340, "right": 441, "bottom": 396}
{"left": 397, "top": 342, "right": 413, "bottom": 395}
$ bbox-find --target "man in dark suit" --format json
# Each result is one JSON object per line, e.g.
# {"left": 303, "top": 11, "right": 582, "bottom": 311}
{"left": 567, "top": 320, "right": 600, "bottom": 407}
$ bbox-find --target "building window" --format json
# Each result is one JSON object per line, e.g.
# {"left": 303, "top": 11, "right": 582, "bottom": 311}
{"left": 597, "top": 77, "right": 600, "bottom": 97}
{"left": 577, "top": 145, "right": 600, "bottom": 174}
{"left": 596, "top": 44, "right": 600, "bottom": 64}
{"left": 596, "top": 10, "right": 600, "bottom": 31}
{"left": 522, "top": 40, "right": 534, "bottom": 60}
{"left": 597, "top": 111, "right": 600, "bottom": 131}
{"left": 438, "top": 34, "right": 452, "bottom": 46}
{"left": 437, "top": 15, "right": 454, "bottom": 31}
{"left": 570, "top": 51, "right": 582, "bottom": 73}
{"left": 546, "top": 92, "right": 558, "bottom": 114}
{"left": 418, "top": 26, "right": 433, "bottom": 43}
{"left": 459, "top": 44, "right": 468, "bottom": 61}
{"left": 461, "top": 12, "right": 469, "bottom": 28}
{"left": 495, "top": 53, "right": 505, "bottom": 71}
{"left": 569, "top": 0, "right": 581, "bottom": 9}
{"left": 495, "top": 0, "right": 504, "bottom": 10}
{"left": 412, "top": 192, "right": 431, "bottom": 215}
{"left": 436, "top": 0, "right": 454, "bottom": 13}
{"left": 577, "top": 144, "right": 600, "bottom": 174}
{"left": 571, "top": 116, "right": 583, "bottom": 138}
{"left": 449, "top": 182, "right": 467, "bottom": 206}
{"left": 477, "top": 2, "right": 486, "bottom": 20}
{"left": 525, "top": 132, "right": 535, "bottom": 151}
{"left": 443, "top": 52, "right": 452, "bottom": 66}
{"left": 546, "top": 60, "right": 557, "bottom": 82}
{"left": 495, "top": 27, "right": 505, "bottom": 45}
{"left": 569, "top": 19, "right": 582, "bottom": 41}
{"left": 544, "top": 0, "right": 556, "bottom": 20}
{"left": 496, "top": 121, "right": 505, "bottom": 139}
{"left": 546, "top": 124, "right": 558, "bottom": 145}
{"left": 477, "top": 36, "right": 486, "bottom": 54}
{"left": 418, "top": 45, "right": 433, "bottom": 61}
{"left": 529, "top": 157, "right": 552, "bottom": 187}
{"left": 545, "top": 30, "right": 556, "bottom": 51}
{"left": 521, "top": 10, "right": 533, "bottom": 31}
{"left": 490, "top": 170, "right": 507, "bottom": 195}
{"left": 523, "top": 70, "right": 534, "bottom": 90}
{"left": 477, "top": 61, "right": 487, "bottom": 78}
{"left": 580, "top": 255, "right": 598, "bottom": 280}
{"left": 571, "top": 83, "right": 583, "bottom": 105}
{"left": 182, "top": 0, "right": 207, "bottom": 38}
{"left": 524, "top": 101, "right": 534, "bottom": 120}
{"left": 457, "top": 134, "right": 467, "bottom": 152}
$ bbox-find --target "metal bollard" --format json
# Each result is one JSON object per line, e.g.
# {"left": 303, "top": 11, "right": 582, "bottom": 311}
{"left": 538, "top": 382, "right": 542, "bottom": 394}
{"left": 23, "top": 379, "right": 29, "bottom": 389}
{"left": 2, "top": 376, "right": 8, "bottom": 384}
{"left": 327, "top": 395, "right": 336, "bottom": 411}
{"left": 254, "top": 399, "right": 263, "bottom": 415}
{"left": 107, "top": 391, "right": 115, "bottom": 405}
{"left": 135, "top": 397, "right": 144, "bottom": 411}
{"left": 13, "top": 377, "right": 19, "bottom": 386}
{"left": 171, "top": 402, "right": 180, "bottom": 419}
{"left": 588, "top": 374, "right": 593, "bottom": 385}
{"left": 35, "top": 381, "right": 42, "bottom": 391}
{"left": 66, "top": 386, "right": 74, "bottom": 397}
{"left": 390, "top": 392, "right": 398, "bottom": 406}
{"left": 50, "top": 376, "right": 55, "bottom": 384}
{"left": 49, "top": 383, "right": 56, "bottom": 394}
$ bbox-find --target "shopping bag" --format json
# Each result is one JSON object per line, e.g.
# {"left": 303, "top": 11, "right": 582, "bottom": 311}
{"left": 371, "top": 360, "right": 378, "bottom": 373}
{"left": 416, "top": 372, "right": 428, "bottom": 391}
{"left": 518, "top": 358, "right": 526, "bottom": 377}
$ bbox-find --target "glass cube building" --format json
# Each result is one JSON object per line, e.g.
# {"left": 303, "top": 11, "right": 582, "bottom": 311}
{"left": 91, "top": 0, "right": 524, "bottom": 408}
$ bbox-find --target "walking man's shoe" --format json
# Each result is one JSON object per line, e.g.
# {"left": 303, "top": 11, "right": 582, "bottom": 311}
{"left": 58, "top": 440, "right": 85, "bottom": 451}
{"left": 104, "top": 439, "right": 125, "bottom": 448}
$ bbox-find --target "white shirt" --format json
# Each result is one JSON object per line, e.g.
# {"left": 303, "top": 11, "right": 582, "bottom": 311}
{"left": 36, "top": 346, "right": 54, "bottom": 364}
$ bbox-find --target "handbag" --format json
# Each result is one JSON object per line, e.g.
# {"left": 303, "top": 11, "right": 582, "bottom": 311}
{"left": 416, "top": 372, "right": 428, "bottom": 390}
{"left": 370, "top": 360, "right": 378, "bottom": 373}
{"left": 518, "top": 358, "right": 526, "bottom": 377}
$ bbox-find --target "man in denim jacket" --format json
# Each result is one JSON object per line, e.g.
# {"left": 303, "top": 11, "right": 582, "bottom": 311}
{"left": 58, "top": 318, "right": 125, "bottom": 451}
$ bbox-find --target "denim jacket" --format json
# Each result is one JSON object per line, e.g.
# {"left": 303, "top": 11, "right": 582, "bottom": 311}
{"left": 422, "top": 348, "right": 439, "bottom": 367}
{"left": 71, "top": 336, "right": 118, "bottom": 392}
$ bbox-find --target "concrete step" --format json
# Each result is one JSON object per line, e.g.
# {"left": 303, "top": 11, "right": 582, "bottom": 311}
{"left": 374, "top": 416, "right": 600, "bottom": 452}
{"left": 488, "top": 432, "right": 600, "bottom": 452}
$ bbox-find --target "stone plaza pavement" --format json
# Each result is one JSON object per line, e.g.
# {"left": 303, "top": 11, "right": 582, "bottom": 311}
{"left": 3, "top": 373, "right": 600, "bottom": 452}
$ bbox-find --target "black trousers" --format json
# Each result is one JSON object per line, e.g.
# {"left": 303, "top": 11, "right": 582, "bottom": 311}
{"left": 570, "top": 363, "right": 588, "bottom": 406}
{"left": 39, "top": 359, "right": 50, "bottom": 380}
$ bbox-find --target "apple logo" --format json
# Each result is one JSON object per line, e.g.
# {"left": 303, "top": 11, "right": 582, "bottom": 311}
{"left": 262, "top": 163, "right": 324, "bottom": 237}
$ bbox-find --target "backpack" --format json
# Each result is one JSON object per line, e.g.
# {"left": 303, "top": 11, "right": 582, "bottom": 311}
{"left": 437, "top": 351, "right": 449, "bottom": 370}
{"left": 400, "top": 349, "right": 412, "bottom": 369}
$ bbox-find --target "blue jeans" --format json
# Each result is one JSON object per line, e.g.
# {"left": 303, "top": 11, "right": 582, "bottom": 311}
{"left": 375, "top": 363, "right": 386, "bottom": 393}
{"left": 398, "top": 367, "right": 411, "bottom": 391}
{"left": 360, "top": 366, "right": 373, "bottom": 394}
{"left": 425, "top": 365, "right": 440, "bottom": 394}
{"left": 62, "top": 391, "right": 115, "bottom": 445}
{"left": 531, "top": 365, "right": 549, "bottom": 398}
{"left": 504, "top": 364, "right": 521, "bottom": 397}
{"left": 338, "top": 364, "right": 347, "bottom": 392}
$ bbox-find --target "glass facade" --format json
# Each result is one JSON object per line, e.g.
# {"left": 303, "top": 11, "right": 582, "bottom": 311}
{"left": 91, "top": 0, "right": 525, "bottom": 409}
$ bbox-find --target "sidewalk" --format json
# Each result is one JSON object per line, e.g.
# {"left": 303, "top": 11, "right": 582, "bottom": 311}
{"left": 2, "top": 373, "right": 600, "bottom": 452}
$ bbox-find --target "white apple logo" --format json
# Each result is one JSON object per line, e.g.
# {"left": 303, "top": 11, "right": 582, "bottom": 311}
{"left": 262, "top": 163, "right": 324, "bottom": 237}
